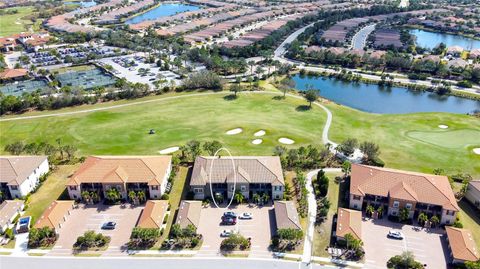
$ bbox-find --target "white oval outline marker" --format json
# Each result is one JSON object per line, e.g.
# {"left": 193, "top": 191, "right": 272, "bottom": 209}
{"left": 208, "top": 147, "right": 236, "bottom": 209}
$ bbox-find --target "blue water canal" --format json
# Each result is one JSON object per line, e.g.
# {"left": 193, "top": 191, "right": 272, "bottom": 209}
{"left": 409, "top": 29, "right": 480, "bottom": 50}
{"left": 125, "top": 3, "right": 200, "bottom": 24}
{"left": 292, "top": 74, "right": 480, "bottom": 114}
{"left": 64, "top": 1, "right": 97, "bottom": 8}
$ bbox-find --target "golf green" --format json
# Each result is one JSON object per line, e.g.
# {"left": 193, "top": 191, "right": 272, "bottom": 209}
{"left": 406, "top": 129, "right": 480, "bottom": 149}
{"left": 1, "top": 92, "right": 479, "bottom": 177}
{"left": 0, "top": 6, "right": 36, "bottom": 36}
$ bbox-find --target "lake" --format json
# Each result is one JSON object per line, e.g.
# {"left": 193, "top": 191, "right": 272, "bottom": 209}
{"left": 125, "top": 3, "right": 200, "bottom": 24}
{"left": 293, "top": 74, "right": 480, "bottom": 114}
{"left": 64, "top": 1, "right": 97, "bottom": 8}
{"left": 410, "top": 29, "right": 480, "bottom": 50}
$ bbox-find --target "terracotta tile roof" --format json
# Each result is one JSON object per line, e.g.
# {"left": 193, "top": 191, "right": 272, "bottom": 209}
{"left": 0, "top": 200, "right": 24, "bottom": 228}
{"left": 136, "top": 200, "right": 169, "bottom": 229}
{"left": 190, "top": 156, "right": 284, "bottom": 186}
{"left": 469, "top": 180, "right": 480, "bottom": 192}
{"left": 0, "top": 156, "right": 48, "bottom": 186}
{"left": 0, "top": 69, "right": 28, "bottom": 80}
{"left": 274, "top": 201, "right": 301, "bottom": 230}
{"left": 336, "top": 207, "right": 362, "bottom": 240}
{"left": 67, "top": 156, "right": 171, "bottom": 186}
{"left": 351, "top": 164, "right": 459, "bottom": 211}
{"left": 176, "top": 200, "right": 202, "bottom": 229}
{"left": 34, "top": 200, "right": 74, "bottom": 229}
{"left": 446, "top": 226, "right": 479, "bottom": 262}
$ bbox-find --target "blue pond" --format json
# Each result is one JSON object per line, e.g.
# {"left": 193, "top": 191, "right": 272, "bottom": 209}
{"left": 125, "top": 3, "right": 200, "bottom": 24}
{"left": 410, "top": 29, "right": 480, "bottom": 50}
{"left": 292, "top": 74, "right": 480, "bottom": 114}
{"left": 64, "top": 1, "right": 97, "bottom": 8}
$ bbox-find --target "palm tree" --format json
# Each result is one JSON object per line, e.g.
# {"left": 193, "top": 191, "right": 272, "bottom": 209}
{"left": 81, "top": 191, "right": 91, "bottom": 204}
{"left": 376, "top": 206, "right": 384, "bottom": 218}
{"left": 105, "top": 188, "right": 121, "bottom": 203}
{"left": 248, "top": 60, "right": 255, "bottom": 75}
{"left": 366, "top": 205, "right": 375, "bottom": 217}
{"left": 262, "top": 193, "right": 270, "bottom": 204}
{"left": 137, "top": 191, "right": 146, "bottom": 203}
{"left": 252, "top": 193, "right": 261, "bottom": 204}
{"left": 430, "top": 215, "right": 440, "bottom": 227}
{"left": 418, "top": 212, "right": 428, "bottom": 226}
{"left": 234, "top": 191, "right": 244, "bottom": 204}
{"left": 128, "top": 191, "right": 137, "bottom": 203}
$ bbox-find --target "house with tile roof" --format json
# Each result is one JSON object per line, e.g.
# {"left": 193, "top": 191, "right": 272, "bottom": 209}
{"left": 465, "top": 180, "right": 480, "bottom": 210}
{"left": 0, "top": 69, "right": 28, "bottom": 81}
{"left": 66, "top": 156, "right": 172, "bottom": 201}
{"left": 136, "top": 200, "right": 169, "bottom": 229}
{"left": 349, "top": 164, "right": 459, "bottom": 225}
{"left": 0, "top": 200, "right": 24, "bottom": 233}
{"left": 274, "top": 201, "right": 301, "bottom": 230}
{"left": 190, "top": 156, "right": 285, "bottom": 201}
{"left": 335, "top": 207, "right": 362, "bottom": 241}
{"left": 34, "top": 200, "right": 74, "bottom": 231}
{"left": 175, "top": 200, "right": 202, "bottom": 229}
{"left": 445, "top": 226, "right": 479, "bottom": 264}
{"left": 0, "top": 156, "right": 49, "bottom": 199}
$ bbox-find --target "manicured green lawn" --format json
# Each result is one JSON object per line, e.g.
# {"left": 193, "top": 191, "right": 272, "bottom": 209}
{"left": 1, "top": 91, "right": 479, "bottom": 177}
{"left": 24, "top": 164, "right": 80, "bottom": 224}
{"left": 156, "top": 166, "right": 190, "bottom": 247}
{"left": 313, "top": 171, "right": 342, "bottom": 257}
{"left": 0, "top": 93, "right": 327, "bottom": 156}
{"left": 326, "top": 102, "right": 480, "bottom": 176}
{"left": 0, "top": 6, "right": 36, "bottom": 36}
{"left": 458, "top": 200, "right": 480, "bottom": 249}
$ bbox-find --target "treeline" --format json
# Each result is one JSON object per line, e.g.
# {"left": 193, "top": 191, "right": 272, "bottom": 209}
{"left": 187, "top": 47, "right": 247, "bottom": 75}
{"left": 4, "top": 139, "right": 78, "bottom": 164}
{"left": 0, "top": 80, "right": 150, "bottom": 115}
{"left": 273, "top": 144, "right": 338, "bottom": 170}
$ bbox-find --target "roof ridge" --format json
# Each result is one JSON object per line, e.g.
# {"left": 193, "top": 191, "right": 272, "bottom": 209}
{"left": 255, "top": 158, "right": 278, "bottom": 181}
{"left": 139, "top": 158, "right": 159, "bottom": 180}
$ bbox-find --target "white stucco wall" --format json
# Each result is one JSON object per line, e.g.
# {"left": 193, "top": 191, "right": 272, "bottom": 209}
{"left": 8, "top": 158, "right": 49, "bottom": 198}
{"left": 465, "top": 185, "right": 480, "bottom": 209}
{"left": 349, "top": 194, "right": 363, "bottom": 210}
{"left": 441, "top": 209, "right": 457, "bottom": 225}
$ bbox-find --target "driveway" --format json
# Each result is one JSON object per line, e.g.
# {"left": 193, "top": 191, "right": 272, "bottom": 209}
{"left": 362, "top": 217, "right": 449, "bottom": 269}
{"left": 196, "top": 204, "right": 275, "bottom": 258}
{"left": 48, "top": 204, "right": 143, "bottom": 256}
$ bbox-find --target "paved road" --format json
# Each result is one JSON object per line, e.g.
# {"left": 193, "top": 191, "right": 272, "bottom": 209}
{"left": 351, "top": 24, "right": 376, "bottom": 50}
{"left": 0, "top": 256, "right": 332, "bottom": 269}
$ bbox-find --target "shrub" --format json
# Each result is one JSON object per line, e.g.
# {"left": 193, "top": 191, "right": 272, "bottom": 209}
{"left": 28, "top": 227, "right": 57, "bottom": 248}
{"left": 74, "top": 230, "right": 110, "bottom": 250}
{"left": 128, "top": 228, "right": 161, "bottom": 249}
{"left": 220, "top": 234, "right": 250, "bottom": 251}
{"left": 161, "top": 193, "right": 169, "bottom": 200}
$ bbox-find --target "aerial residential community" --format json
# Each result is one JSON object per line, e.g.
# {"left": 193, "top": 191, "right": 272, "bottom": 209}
{"left": 0, "top": 0, "right": 479, "bottom": 268}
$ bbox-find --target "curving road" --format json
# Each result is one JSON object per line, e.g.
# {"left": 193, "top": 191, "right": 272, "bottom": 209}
{"left": 351, "top": 24, "right": 376, "bottom": 50}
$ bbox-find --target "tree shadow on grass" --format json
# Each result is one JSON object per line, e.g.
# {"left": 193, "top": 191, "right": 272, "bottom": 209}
{"left": 295, "top": 105, "right": 311, "bottom": 112}
{"left": 223, "top": 94, "right": 238, "bottom": 101}
{"left": 272, "top": 95, "right": 285, "bottom": 101}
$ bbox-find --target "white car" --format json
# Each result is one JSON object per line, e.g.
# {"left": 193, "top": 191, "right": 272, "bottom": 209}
{"left": 220, "top": 229, "right": 237, "bottom": 237}
{"left": 239, "top": 213, "right": 253, "bottom": 220}
{"left": 387, "top": 230, "right": 404, "bottom": 240}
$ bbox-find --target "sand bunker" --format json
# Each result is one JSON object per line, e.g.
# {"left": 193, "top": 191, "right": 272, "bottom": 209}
{"left": 254, "top": 130, "right": 266, "bottom": 137}
{"left": 252, "top": 139, "right": 263, "bottom": 145}
{"left": 278, "top": 138, "right": 295, "bottom": 145}
{"left": 438, "top": 125, "right": 449, "bottom": 129}
{"left": 226, "top": 128, "right": 243, "bottom": 135}
{"left": 473, "top": 148, "right": 480, "bottom": 155}
{"left": 159, "top": 147, "right": 179, "bottom": 154}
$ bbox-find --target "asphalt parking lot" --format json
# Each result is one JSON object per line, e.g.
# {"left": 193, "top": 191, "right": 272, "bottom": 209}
{"left": 97, "top": 55, "right": 180, "bottom": 88}
{"left": 362, "top": 218, "right": 449, "bottom": 269}
{"left": 196, "top": 204, "right": 275, "bottom": 257}
{"left": 49, "top": 204, "right": 143, "bottom": 256}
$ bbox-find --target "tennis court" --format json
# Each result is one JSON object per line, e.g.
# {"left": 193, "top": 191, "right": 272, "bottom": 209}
{"left": 55, "top": 66, "right": 117, "bottom": 90}
{"left": 0, "top": 79, "right": 50, "bottom": 97}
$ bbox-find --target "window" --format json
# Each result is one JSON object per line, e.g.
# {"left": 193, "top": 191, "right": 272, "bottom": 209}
{"left": 353, "top": 195, "right": 361, "bottom": 201}
{"left": 275, "top": 195, "right": 280, "bottom": 199}
{"left": 231, "top": 186, "right": 234, "bottom": 191}
{"left": 393, "top": 201, "right": 400, "bottom": 208}
{"left": 151, "top": 185, "right": 159, "bottom": 191}
{"left": 69, "top": 186, "right": 77, "bottom": 191}
{"left": 194, "top": 188, "right": 203, "bottom": 193}
{"left": 240, "top": 185, "right": 246, "bottom": 192}
{"left": 406, "top": 203, "right": 412, "bottom": 210}
{"left": 353, "top": 204, "right": 358, "bottom": 209}
{"left": 73, "top": 195, "right": 77, "bottom": 199}
{"left": 10, "top": 185, "right": 18, "bottom": 190}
